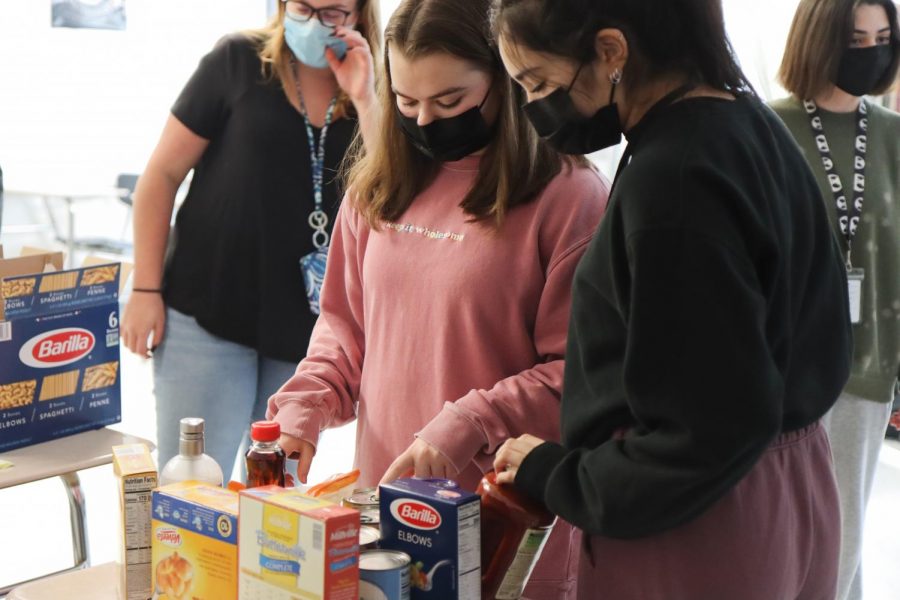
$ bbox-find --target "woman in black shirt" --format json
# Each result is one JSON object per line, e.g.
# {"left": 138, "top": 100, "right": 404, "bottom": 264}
{"left": 121, "top": 0, "right": 381, "bottom": 479}
{"left": 492, "top": 0, "right": 852, "bottom": 597}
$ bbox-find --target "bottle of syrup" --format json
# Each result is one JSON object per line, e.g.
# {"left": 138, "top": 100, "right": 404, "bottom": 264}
{"left": 478, "top": 471, "right": 556, "bottom": 600}
{"left": 245, "top": 420, "right": 286, "bottom": 488}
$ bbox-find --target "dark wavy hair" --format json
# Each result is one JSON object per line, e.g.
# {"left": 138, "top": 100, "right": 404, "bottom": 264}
{"left": 491, "top": 0, "right": 754, "bottom": 95}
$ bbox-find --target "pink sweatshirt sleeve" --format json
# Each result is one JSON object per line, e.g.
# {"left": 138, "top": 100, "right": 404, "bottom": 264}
{"left": 267, "top": 202, "right": 366, "bottom": 447}
{"left": 416, "top": 168, "right": 610, "bottom": 473}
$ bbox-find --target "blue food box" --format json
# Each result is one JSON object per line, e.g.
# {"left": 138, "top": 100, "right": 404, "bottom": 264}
{"left": 0, "top": 252, "right": 124, "bottom": 451}
{"left": 379, "top": 478, "right": 481, "bottom": 600}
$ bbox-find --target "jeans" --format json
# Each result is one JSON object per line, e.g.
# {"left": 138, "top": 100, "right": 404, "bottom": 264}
{"left": 153, "top": 308, "right": 298, "bottom": 481}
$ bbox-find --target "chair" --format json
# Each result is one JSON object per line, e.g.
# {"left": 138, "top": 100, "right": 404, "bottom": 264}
{"left": 0, "top": 428, "right": 155, "bottom": 596}
{"left": 69, "top": 172, "right": 138, "bottom": 256}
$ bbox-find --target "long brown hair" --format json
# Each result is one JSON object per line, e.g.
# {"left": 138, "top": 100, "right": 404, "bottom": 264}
{"left": 779, "top": 0, "right": 900, "bottom": 100}
{"left": 246, "top": 0, "right": 382, "bottom": 119}
{"left": 347, "top": 0, "right": 582, "bottom": 228}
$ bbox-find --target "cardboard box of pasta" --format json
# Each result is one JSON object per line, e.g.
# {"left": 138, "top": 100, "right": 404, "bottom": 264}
{"left": 0, "top": 247, "right": 128, "bottom": 452}
{"left": 238, "top": 486, "right": 361, "bottom": 600}
{"left": 113, "top": 444, "right": 158, "bottom": 600}
{"left": 152, "top": 481, "right": 240, "bottom": 600}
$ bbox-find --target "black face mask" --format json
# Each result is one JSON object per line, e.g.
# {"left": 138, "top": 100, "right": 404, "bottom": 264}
{"left": 834, "top": 45, "right": 893, "bottom": 97}
{"left": 523, "top": 63, "right": 622, "bottom": 155}
{"left": 397, "top": 88, "right": 494, "bottom": 162}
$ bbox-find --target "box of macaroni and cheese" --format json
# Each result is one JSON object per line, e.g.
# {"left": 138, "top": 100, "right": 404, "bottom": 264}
{"left": 0, "top": 248, "right": 127, "bottom": 452}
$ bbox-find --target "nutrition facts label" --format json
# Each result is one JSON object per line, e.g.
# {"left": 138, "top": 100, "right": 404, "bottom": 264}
{"left": 123, "top": 476, "right": 155, "bottom": 599}
{"left": 123, "top": 488, "right": 153, "bottom": 563}
{"left": 457, "top": 500, "right": 481, "bottom": 596}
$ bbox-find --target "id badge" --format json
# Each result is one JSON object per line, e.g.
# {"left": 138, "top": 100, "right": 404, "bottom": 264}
{"left": 299, "top": 246, "right": 329, "bottom": 315}
{"left": 847, "top": 268, "right": 865, "bottom": 325}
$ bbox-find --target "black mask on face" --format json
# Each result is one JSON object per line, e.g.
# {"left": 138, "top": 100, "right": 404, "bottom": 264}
{"left": 523, "top": 62, "right": 622, "bottom": 155}
{"left": 397, "top": 88, "right": 494, "bottom": 162}
{"left": 834, "top": 45, "right": 893, "bottom": 97}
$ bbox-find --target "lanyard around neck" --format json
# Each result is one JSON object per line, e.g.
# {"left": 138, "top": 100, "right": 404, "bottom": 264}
{"left": 803, "top": 99, "right": 868, "bottom": 269}
{"left": 293, "top": 61, "right": 339, "bottom": 250}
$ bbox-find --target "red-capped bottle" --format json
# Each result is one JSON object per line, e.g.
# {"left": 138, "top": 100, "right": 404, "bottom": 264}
{"left": 478, "top": 471, "right": 556, "bottom": 600}
{"left": 245, "top": 421, "right": 286, "bottom": 488}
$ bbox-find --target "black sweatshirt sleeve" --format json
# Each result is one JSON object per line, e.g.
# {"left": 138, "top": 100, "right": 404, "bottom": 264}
{"left": 516, "top": 227, "right": 785, "bottom": 539}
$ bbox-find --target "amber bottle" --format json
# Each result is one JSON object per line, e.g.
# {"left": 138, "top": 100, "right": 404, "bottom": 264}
{"left": 478, "top": 471, "right": 556, "bottom": 600}
{"left": 245, "top": 420, "right": 286, "bottom": 488}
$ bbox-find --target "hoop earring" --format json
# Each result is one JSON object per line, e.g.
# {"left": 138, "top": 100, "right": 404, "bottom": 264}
{"left": 610, "top": 68, "right": 623, "bottom": 85}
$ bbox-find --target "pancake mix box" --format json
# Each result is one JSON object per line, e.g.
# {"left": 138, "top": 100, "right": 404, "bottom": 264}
{"left": 379, "top": 478, "right": 481, "bottom": 600}
{"left": 0, "top": 249, "right": 128, "bottom": 451}
{"left": 151, "top": 481, "right": 240, "bottom": 600}
{"left": 238, "top": 486, "right": 361, "bottom": 600}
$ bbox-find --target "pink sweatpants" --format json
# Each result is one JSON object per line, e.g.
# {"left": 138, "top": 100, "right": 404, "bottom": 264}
{"left": 577, "top": 421, "right": 840, "bottom": 600}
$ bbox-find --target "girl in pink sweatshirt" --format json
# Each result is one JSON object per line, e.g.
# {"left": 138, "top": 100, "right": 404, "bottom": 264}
{"left": 267, "top": 0, "right": 608, "bottom": 597}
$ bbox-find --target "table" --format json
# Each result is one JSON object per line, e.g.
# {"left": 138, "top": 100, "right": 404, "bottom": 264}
{"left": 0, "top": 428, "right": 155, "bottom": 595}
{"left": 3, "top": 186, "right": 130, "bottom": 267}
{"left": 5, "top": 562, "right": 120, "bottom": 600}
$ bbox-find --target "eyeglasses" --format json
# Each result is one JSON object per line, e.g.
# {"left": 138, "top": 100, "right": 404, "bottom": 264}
{"left": 282, "top": 0, "right": 353, "bottom": 28}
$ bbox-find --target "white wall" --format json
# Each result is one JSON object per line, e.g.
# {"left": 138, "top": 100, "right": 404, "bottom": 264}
{"left": 0, "top": 0, "right": 800, "bottom": 190}
{"left": 0, "top": 1, "right": 267, "bottom": 189}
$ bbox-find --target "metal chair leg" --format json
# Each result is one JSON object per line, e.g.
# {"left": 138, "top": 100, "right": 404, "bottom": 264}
{"left": 0, "top": 473, "right": 90, "bottom": 597}
{"left": 60, "top": 472, "right": 89, "bottom": 569}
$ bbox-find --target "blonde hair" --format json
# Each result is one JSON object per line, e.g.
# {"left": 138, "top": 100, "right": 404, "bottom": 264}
{"left": 246, "top": 0, "right": 382, "bottom": 119}
{"left": 346, "top": 0, "right": 585, "bottom": 228}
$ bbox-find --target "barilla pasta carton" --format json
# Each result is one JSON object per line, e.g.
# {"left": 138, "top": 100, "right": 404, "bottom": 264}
{"left": 0, "top": 249, "right": 130, "bottom": 451}
{"left": 238, "top": 486, "right": 361, "bottom": 600}
{"left": 151, "top": 481, "right": 239, "bottom": 600}
{"left": 379, "top": 478, "right": 482, "bottom": 600}
{"left": 113, "top": 444, "right": 158, "bottom": 600}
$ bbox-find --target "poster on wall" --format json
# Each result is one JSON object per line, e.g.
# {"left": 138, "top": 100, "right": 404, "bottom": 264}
{"left": 51, "top": 0, "right": 126, "bottom": 31}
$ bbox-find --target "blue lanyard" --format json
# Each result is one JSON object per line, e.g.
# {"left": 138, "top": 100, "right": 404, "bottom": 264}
{"left": 293, "top": 61, "right": 339, "bottom": 250}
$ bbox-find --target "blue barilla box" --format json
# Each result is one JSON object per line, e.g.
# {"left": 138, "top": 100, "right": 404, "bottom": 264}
{"left": 379, "top": 478, "right": 482, "bottom": 600}
{"left": 0, "top": 250, "right": 127, "bottom": 451}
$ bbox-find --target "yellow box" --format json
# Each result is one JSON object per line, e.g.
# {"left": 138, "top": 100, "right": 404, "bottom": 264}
{"left": 151, "top": 482, "right": 239, "bottom": 600}
{"left": 112, "top": 444, "right": 157, "bottom": 600}
{"left": 239, "top": 486, "right": 361, "bottom": 600}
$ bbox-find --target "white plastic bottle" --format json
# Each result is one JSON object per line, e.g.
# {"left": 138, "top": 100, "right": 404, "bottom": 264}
{"left": 158, "top": 417, "right": 224, "bottom": 487}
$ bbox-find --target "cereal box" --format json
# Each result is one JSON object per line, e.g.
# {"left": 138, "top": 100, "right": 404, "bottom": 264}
{"left": 113, "top": 444, "right": 158, "bottom": 600}
{"left": 379, "top": 478, "right": 481, "bottom": 600}
{"left": 0, "top": 250, "right": 127, "bottom": 451}
{"left": 239, "top": 486, "right": 361, "bottom": 600}
{"left": 151, "top": 482, "right": 239, "bottom": 600}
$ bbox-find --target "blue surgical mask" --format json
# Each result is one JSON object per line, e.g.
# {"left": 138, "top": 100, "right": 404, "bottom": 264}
{"left": 283, "top": 17, "right": 347, "bottom": 69}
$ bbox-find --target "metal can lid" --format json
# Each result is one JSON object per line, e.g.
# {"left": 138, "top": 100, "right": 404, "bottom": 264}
{"left": 359, "top": 508, "right": 380, "bottom": 524}
{"left": 359, "top": 525, "right": 381, "bottom": 546}
{"left": 359, "top": 550, "right": 411, "bottom": 570}
{"left": 344, "top": 488, "right": 379, "bottom": 509}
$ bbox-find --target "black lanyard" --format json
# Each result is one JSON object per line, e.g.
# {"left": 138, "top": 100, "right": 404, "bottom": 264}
{"left": 803, "top": 99, "right": 868, "bottom": 269}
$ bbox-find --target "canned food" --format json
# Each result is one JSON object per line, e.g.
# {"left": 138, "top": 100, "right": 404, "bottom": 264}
{"left": 360, "top": 507, "right": 380, "bottom": 526}
{"left": 360, "top": 524, "right": 381, "bottom": 551}
{"left": 359, "top": 550, "right": 411, "bottom": 600}
{"left": 343, "top": 488, "right": 379, "bottom": 511}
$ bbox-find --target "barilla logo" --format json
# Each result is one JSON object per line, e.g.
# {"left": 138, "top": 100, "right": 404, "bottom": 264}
{"left": 390, "top": 499, "right": 442, "bottom": 530}
{"left": 155, "top": 527, "right": 182, "bottom": 548}
{"left": 330, "top": 526, "right": 359, "bottom": 542}
{"left": 19, "top": 328, "right": 95, "bottom": 368}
